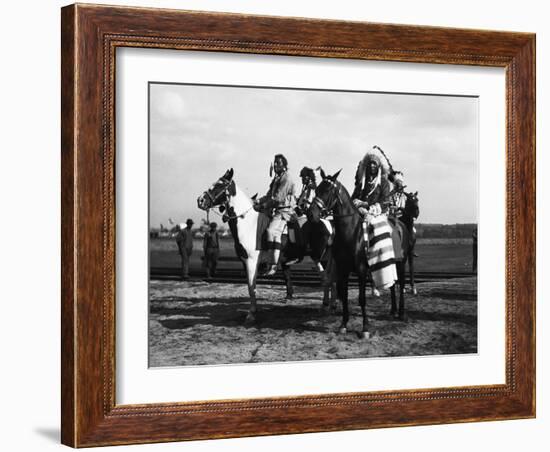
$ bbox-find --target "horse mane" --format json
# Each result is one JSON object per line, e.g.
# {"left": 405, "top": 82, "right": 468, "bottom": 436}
{"left": 320, "top": 176, "right": 357, "bottom": 216}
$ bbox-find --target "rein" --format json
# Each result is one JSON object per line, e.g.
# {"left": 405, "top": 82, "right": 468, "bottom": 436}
{"left": 312, "top": 181, "right": 356, "bottom": 219}
{"left": 219, "top": 205, "right": 254, "bottom": 222}
{"left": 205, "top": 180, "right": 254, "bottom": 222}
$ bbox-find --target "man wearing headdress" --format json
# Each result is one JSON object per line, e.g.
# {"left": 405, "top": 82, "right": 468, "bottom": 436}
{"left": 352, "top": 146, "right": 397, "bottom": 290}
{"left": 256, "top": 154, "right": 297, "bottom": 276}
{"left": 351, "top": 147, "right": 392, "bottom": 218}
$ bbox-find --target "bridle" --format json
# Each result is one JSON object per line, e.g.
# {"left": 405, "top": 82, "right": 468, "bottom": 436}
{"left": 202, "top": 178, "right": 231, "bottom": 207}
{"left": 312, "top": 179, "right": 354, "bottom": 219}
{"left": 202, "top": 178, "right": 253, "bottom": 221}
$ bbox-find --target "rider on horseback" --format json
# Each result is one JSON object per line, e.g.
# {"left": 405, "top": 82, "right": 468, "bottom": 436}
{"left": 256, "top": 154, "right": 297, "bottom": 276}
{"left": 295, "top": 166, "right": 317, "bottom": 219}
{"left": 388, "top": 171, "right": 407, "bottom": 218}
{"left": 351, "top": 146, "right": 392, "bottom": 218}
{"left": 352, "top": 146, "right": 399, "bottom": 290}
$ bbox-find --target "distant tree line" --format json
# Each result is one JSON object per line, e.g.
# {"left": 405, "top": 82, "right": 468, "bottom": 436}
{"left": 415, "top": 223, "right": 477, "bottom": 239}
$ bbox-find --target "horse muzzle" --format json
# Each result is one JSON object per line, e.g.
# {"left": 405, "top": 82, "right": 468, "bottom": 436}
{"left": 197, "top": 193, "right": 211, "bottom": 210}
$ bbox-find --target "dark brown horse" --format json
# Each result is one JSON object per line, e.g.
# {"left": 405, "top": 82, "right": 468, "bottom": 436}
{"left": 307, "top": 218, "right": 337, "bottom": 312}
{"left": 399, "top": 191, "right": 419, "bottom": 295}
{"left": 308, "top": 170, "right": 411, "bottom": 338}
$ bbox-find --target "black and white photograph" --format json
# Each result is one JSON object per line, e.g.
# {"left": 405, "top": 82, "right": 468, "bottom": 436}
{"left": 148, "top": 82, "right": 479, "bottom": 367}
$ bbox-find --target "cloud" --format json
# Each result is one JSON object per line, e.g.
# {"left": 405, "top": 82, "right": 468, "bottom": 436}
{"left": 149, "top": 83, "right": 478, "bottom": 225}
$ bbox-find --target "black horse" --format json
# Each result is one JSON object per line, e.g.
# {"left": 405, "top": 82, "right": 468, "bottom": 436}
{"left": 398, "top": 191, "right": 419, "bottom": 295}
{"left": 308, "top": 170, "right": 411, "bottom": 338}
{"left": 307, "top": 219, "right": 338, "bottom": 312}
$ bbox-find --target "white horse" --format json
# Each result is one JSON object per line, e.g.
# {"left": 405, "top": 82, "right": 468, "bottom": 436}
{"left": 197, "top": 168, "right": 335, "bottom": 324}
{"left": 197, "top": 169, "right": 289, "bottom": 324}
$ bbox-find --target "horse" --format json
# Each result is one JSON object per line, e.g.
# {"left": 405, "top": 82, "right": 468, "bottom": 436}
{"left": 197, "top": 168, "right": 307, "bottom": 324}
{"left": 308, "top": 170, "right": 411, "bottom": 338}
{"left": 398, "top": 191, "right": 419, "bottom": 295}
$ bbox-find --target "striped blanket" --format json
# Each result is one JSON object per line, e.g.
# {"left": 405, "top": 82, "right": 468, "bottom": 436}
{"left": 362, "top": 215, "right": 397, "bottom": 289}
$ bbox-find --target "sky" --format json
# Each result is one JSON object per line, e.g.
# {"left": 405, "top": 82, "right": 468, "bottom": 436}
{"left": 149, "top": 83, "right": 478, "bottom": 227}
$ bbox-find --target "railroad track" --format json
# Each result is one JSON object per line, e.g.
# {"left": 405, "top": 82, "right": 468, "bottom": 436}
{"left": 150, "top": 267, "right": 474, "bottom": 286}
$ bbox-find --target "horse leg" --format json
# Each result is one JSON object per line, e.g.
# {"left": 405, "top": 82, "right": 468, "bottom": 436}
{"left": 398, "top": 261, "right": 408, "bottom": 321}
{"left": 330, "top": 281, "right": 338, "bottom": 312}
{"left": 409, "top": 253, "right": 417, "bottom": 295}
{"left": 358, "top": 274, "right": 370, "bottom": 339}
{"left": 321, "top": 258, "right": 335, "bottom": 313}
{"left": 321, "top": 282, "right": 330, "bottom": 314}
{"left": 282, "top": 263, "right": 294, "bottom": 300}
{"left": 370, "top": 271, "right": 380, "bottom": 297}
{"left": 244, "top": 256, "right": 258, "bottom": 325}
{"left": 337, "top": 275, "right": 349, "bottom": 334}
{"left": 390, "top": 283, "right": 398, "bottom": 318}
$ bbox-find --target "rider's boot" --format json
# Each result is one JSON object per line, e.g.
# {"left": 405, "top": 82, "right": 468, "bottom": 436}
{"left": 262, "top": 249, "right": 279, "bottom": 276}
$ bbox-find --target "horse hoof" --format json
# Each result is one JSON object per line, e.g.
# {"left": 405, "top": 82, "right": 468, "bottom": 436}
{"left": 360, "top": 331, "right": 370, "bottom": 340}
{"left": 338, "top": 327, "right": 347, "bottom": 335}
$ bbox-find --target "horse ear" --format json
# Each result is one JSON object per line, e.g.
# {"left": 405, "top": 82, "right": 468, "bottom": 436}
{"left": 320, "top": 168, "right": 327, "bottom": 179}
{"left": 333, "top": 169, "right": 342, "bottom": 180}
{"left": 251, "top": 193, "right": 258, "bottom": 200}
{"left": 414, "top": 191, "right": 418, "bottom": 197}
{"left": 228, "top": 180, "right": 237, "bottom": 196}
{"left": 227, "top": 168, "right": 234, "bottom": 180}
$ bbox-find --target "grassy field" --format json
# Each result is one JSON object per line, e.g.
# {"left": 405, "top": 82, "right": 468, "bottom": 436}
{"left": 150, "top": 237, "right": 476, "bottom": 274}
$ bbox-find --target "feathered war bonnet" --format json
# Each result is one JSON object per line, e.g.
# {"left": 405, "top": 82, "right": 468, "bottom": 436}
{"left": 354, "top": 146, "right": 390, "bottom": 190}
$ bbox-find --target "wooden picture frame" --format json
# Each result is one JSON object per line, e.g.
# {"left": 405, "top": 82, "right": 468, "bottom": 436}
{"left": 61, "top": 3, "right": 535, "bottom": 447}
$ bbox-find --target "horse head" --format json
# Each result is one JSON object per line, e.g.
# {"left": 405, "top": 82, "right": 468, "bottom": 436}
{"left": 308, "top": 169, "right": 342, "bottom": 223}
{"left": 404, "top": 191, "right": 419, "bottom": 219}
{"left": 197, "top": 168, "right": 236, "bottom": 211}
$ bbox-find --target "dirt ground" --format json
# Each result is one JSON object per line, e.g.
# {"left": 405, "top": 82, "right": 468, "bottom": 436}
{"left": 149, "top": 277, "right": 477, "bottom": 367}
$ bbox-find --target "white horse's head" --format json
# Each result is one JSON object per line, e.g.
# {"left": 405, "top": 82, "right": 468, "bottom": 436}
{"left": 197, "top": 168, "right": 235, "bottom": 211}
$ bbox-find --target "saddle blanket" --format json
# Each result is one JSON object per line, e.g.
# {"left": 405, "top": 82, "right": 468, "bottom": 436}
{"left": 363, "top": 215, "right": 397, "bottom": 290}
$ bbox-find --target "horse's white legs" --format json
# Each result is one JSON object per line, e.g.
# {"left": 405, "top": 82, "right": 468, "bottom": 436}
{"left": 244, "top": 255, "right": 259, "bottom": 324}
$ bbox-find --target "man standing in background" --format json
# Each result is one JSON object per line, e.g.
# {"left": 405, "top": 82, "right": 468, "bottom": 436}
{"left": 203, "top": 222, "right": 220, "bottom": 279}
{"left": 176, "top": 218, "right": 194, "bottom": 280}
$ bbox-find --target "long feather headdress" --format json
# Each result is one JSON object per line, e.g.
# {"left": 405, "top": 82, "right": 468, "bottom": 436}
{"left": 354, "top": 146, "right": 390, "bottom": 190}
